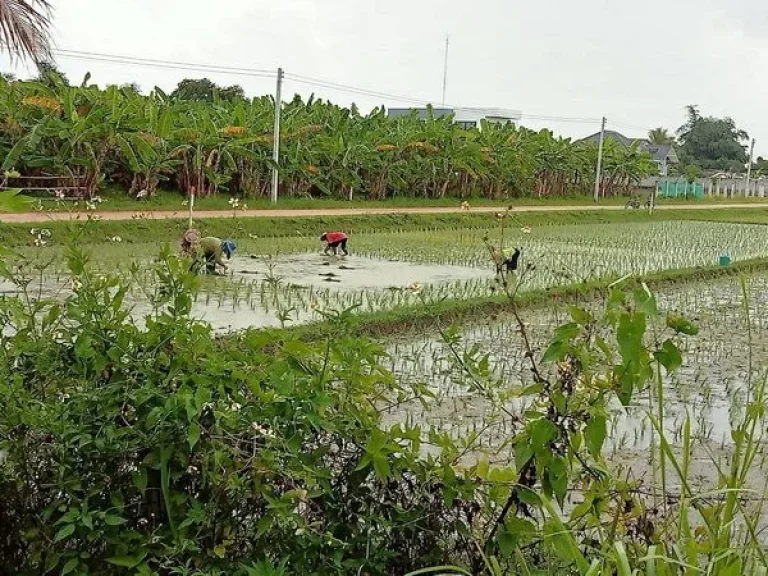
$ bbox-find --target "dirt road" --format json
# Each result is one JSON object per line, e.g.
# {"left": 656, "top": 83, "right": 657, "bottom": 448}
{"left": 0, "top": 203, "right": 765, "bottom": 224}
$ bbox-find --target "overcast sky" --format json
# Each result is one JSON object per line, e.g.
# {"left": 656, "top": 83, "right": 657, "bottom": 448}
{"left": 3, "top": 0, "right": 767, "bottom": 155}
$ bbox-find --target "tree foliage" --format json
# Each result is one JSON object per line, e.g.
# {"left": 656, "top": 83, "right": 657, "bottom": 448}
{"left": 676, "top": 104, "right": 748, "bottom": 172}
{"left": 171, "top": 78, "right": 246, "bottom": 102}
{"left": 647, "top": 127, "right": 672, "bottom": 145}
{"left": 0, "top": 76, "right": 657, "bottom": 200}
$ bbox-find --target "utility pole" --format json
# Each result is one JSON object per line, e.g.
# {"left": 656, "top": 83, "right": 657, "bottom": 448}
{"left": 745, "top": 137, "right": 756, "bottom": 197}
{"left": 442, "top": 36, "right": 449, "bottom": 106}
{"left": 271, "top": 67, "right": 284, "bottom": 204}
{"left": 188, "top": 188, "right": 195, "bottom": 228}
{"left": 593, "top": 116, "right": 606, "bottom": 202}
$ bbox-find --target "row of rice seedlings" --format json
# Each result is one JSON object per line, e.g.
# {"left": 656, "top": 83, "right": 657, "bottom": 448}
{"left": 383, "top": 272, "right": 768, "bottom": 466}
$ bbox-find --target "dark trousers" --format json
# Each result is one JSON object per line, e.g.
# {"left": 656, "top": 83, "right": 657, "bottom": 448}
{"left": 190, "top": 253, "right": 217, "bottom": 274}
{"left": 325, "top": 239, "right": 349, "bottom": 255}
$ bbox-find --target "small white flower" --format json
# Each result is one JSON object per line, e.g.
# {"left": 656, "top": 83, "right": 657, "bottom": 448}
{"left": 229, "top": 402, "right": 242, "bottom": 412}
{"left": 40, "top": 229, "right": 51, "bottom": 238}
{"left": 251, "top": 422, "right": 276, "bottom": 438}
{"left": 521, "top": 227, "right": 532, "bottom": 234}
{"left": 85, "top": 201, "right": 97, "bottom": 211}
{"left": 55, "top": 190, "right": 66, "bottom": 200}
{"left": 181, "top": 200, "right": 189, "bottom": 206}
{"left": 109, "top": 236, "right": 123, "bottom": 243}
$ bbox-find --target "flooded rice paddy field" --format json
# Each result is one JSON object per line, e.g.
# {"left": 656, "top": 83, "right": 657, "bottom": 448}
{"left": 381, "top": 272, "right": 768, "bottom": 490}
{"left": 17, "top": 219, "right": 768, "bottom": 330}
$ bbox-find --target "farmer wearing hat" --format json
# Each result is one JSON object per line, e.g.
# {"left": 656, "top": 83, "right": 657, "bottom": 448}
{"left": 190, "top": 236, "right": 237, "bottom": 274}
{"left": 320, "top": 231, "right": 349, "bottom": 256}
{"left": 180, "top": 228, "right": 201, "bottom": 256}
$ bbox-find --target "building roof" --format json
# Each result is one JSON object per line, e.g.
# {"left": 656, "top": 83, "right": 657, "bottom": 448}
{"left": 386, "top": 107, "right": 521, "bottom": 121}
{"left": 581, "top": 130, "right": 635, "bottom": 148}
{"left": 643, "top": 143, "right": 679, "bottom": 164}
{"left": 386, "top": 108, "right": 454, "bottom": 120}
{"left": 579, "top": 130, "right": 678, "bottom": 163}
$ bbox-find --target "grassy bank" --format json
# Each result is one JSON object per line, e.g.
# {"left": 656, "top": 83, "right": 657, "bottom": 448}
{"left": 6, "top": 207, "right": 768, "bottom": 247}
{"left": 22, "top": 187, "right": 768, "bottom": 213}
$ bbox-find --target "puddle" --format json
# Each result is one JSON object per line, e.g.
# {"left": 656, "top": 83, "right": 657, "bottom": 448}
{"left": 233, "top": 253, "right": 484, "bottom": 291}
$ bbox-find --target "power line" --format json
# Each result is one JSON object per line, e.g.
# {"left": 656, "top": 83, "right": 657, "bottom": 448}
{"left": 284, "top": 72, "right": 442, "bottom": 107}
{"left": 53, "top": 49, "right": 276, "bottom": 79}
{"left": 520, "top": 114, "right": 602, "bottom": 124}
{"left": 51, "top": 47, "right": 606, "bottom": 125}
{"left": 609, "top": 118, "right": 654, "bottom": 134}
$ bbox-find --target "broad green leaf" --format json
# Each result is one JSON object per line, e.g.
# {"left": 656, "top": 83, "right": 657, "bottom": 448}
{"left": 530, "top": 418, "right": 558, "bottom": 449}
{"left": 115, "top": 134, "right": 140, "bottom": 172}
{"left": 654, "top": 339, "right": 683, "bottom": 373}
{"left": 104, "top": 514, "right": 128, "bottom": 526}
{"left": 476, "top": 457, "right": 489, "bottom": 479}
{"left": 188, "top": 423, "right": 201, "bottom": 450}
{"left": 547, "top": 456, "right": 568, "bottom": 504}
{"left": 0, "top": 189, "right": 32, "bottom": 212}
{"left": 372, "top": 454, "right": 390, "bottom": 480}
{"left": 107, "top": 556, "right": 143, "bottom": 568}
{"left": 553, "top": 322, "right": 580, "bottom": 340}
{"left": 497, "top": 530, "right": 516, "bottom": 557}
{"left": 584, "top": 415, "right": 607, "bottom": 459}
{"left": 617, "top": 312, "right": 646, "bottom": 363}
{"left": 61, "top": 558, "right": 78, "bottom": 575}
{"left": 568, "top": 305, "right": 592, "bottom": 326}
{"left": 633, "top": 287, "right": 658, "bottom": 316}
{"left": 541, "top": 340, "right": 568, "bottom": 363}
{"left": 54, "top": 523, "right": 75, "bottom": 542}
{"left": 132, "top": 468, "right": 148, "bottom": 492}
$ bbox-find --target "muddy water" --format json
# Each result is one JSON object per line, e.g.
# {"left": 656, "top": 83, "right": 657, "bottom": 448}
{"left": 235, "top": 253, "right": 485, "bottom": 291}
{"left": 0, "top": 253, "right": 488, "bottom": 331}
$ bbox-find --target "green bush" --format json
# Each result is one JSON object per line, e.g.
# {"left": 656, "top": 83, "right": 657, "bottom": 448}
{"left": 0, "top": 248, "right": 478, "bottom": 575}
{"left": 3, "top": 241, "right": 767, "bottom": 575}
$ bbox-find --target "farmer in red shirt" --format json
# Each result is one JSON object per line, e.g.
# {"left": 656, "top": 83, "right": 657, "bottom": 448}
{"left": 320, "top": 231, "right": 349, "bottom": 256}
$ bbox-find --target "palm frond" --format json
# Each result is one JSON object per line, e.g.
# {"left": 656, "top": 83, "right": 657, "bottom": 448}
{"left": 0, "top": 0, "right": 53, "bottom": 64}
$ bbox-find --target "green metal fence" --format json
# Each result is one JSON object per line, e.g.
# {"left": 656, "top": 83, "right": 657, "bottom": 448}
{"left": 657, "top": 179, "right": 705, "bottom": 199}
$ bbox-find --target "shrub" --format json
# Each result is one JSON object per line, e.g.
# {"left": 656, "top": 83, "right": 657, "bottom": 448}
{"left": 0, "top": 248, "right": 478, "bottom": 575}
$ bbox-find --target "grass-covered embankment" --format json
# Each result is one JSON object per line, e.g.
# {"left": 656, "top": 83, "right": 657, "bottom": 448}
{"left": 6, "top": 207, "right": 768, "bottom": 247}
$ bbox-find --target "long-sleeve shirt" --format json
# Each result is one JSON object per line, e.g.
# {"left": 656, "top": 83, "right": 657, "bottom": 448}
{"left": 198, "top": 237, "right": 227, "bottom": 266}
{"left": 325, "top": 232, "right": 348, "bottom": 244}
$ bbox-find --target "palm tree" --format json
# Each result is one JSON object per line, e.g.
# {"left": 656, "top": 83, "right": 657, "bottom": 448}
{"left": 647, "top": 127, "right": 673, "bottom": 145}
{"left": 0, "top": 0, "right": 53, "bottom": 64}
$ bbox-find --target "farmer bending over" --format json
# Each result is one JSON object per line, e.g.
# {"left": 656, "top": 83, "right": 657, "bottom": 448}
{"left": 320, "top": 231, "right": 349, "bottom": 256}
{"left": 191, "top": 237, "right": 236, "bottom": 275}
